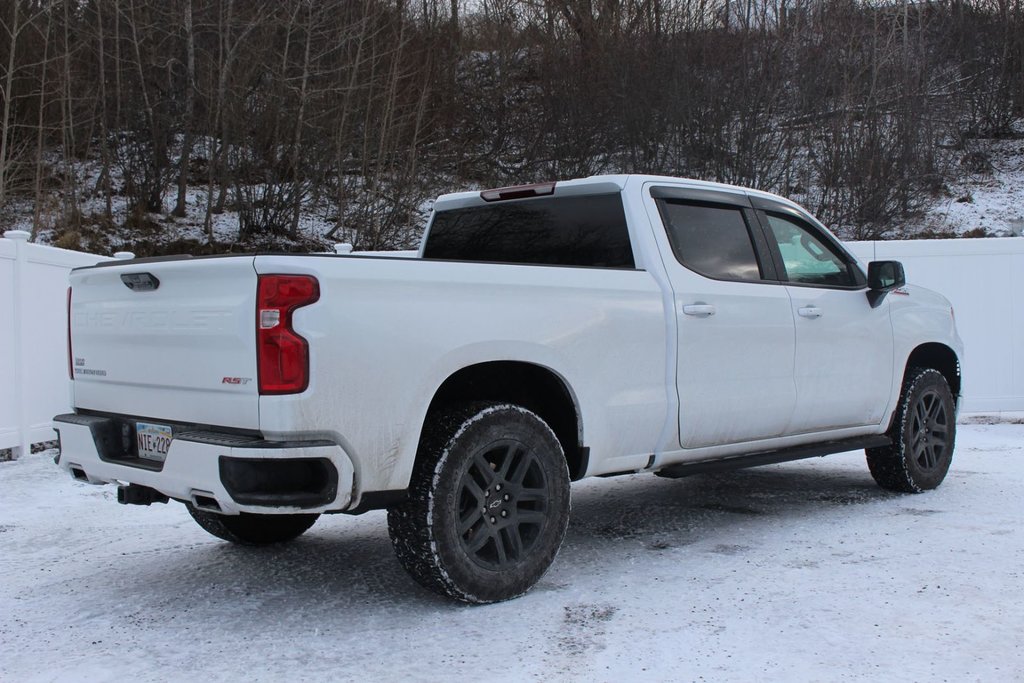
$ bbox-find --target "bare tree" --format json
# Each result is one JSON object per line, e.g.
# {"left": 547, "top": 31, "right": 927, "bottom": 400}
{"left": 172, "top": 0, "right": 195, "bottom": 217}
{"left": 0, "top": 0, "right": 1020, "bottom": 250}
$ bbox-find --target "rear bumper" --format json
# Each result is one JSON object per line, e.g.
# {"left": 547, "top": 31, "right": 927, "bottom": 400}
{"left": 53, "top": 413, "right": 354, "bottom": 515}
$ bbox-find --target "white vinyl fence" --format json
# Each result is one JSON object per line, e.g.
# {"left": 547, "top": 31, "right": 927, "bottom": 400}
{"left": 1, "top": 231, "right": 110, "bottom": 457}
{"left": 846, "top": 237, "right": 1024, "bottom": 415}
{"left": 0, "top": 232, "right": 1021, "bottom": 458}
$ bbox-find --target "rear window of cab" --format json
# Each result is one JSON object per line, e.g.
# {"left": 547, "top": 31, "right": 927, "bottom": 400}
{"left": 423, "top": 194, "right": 635, "bottom": 268}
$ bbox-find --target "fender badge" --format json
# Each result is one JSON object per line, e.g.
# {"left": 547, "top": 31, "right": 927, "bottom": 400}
{"left": 121, "top": 272, "right": 160, "bottom": 292}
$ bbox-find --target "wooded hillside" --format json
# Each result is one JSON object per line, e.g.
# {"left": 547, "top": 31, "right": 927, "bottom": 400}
{"left": 0, "top": 0, "right": 1021, "bottom": 253}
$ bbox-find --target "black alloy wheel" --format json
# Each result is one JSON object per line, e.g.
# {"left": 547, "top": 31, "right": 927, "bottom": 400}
{"left": 456, "top": 439, "right": 550, "bottom": 570}
{"left": 387, "top": 402, "right": 571, "bottom": 603}
{"left": 907, "top": 386, "right": 951, "bottom": 473}
{"left": 867, "top": 367, "right": 956, "bottom": 492}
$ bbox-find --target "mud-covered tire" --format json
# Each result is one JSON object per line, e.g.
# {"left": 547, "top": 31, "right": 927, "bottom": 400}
{"left": 387, "top": 403, "right": 571, "bottom": 604}
{"left": 186, "top": 504, "right": 319, "bottom": 545}
{"left": 867, "top": 367, "right": 956, "bottom": 493}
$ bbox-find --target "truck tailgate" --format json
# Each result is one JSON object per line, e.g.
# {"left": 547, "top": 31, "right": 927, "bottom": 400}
{"left": 69, "top": 257, "right": 260, "bottom": 430}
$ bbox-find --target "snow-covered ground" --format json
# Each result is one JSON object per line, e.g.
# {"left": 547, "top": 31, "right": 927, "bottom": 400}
{"left": 2, "top": 424, "right": 1022, "bottom": 682}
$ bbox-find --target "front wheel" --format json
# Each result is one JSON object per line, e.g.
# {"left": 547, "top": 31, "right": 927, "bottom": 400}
{"left": 186, "top": 504, "right": 319, "bottom": 545}
{"left": 866, "top": 367, "right": 956, "bottom": 492}
{"left": 387, "top": 403, "right": 571, "bottom": 603}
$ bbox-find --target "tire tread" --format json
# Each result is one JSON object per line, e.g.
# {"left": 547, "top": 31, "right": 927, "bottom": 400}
{"left": 186, "top": 504, "right": 319, "bottom": 545}
{"left": 866, "top": 366, "right": 955, "bottom": 493}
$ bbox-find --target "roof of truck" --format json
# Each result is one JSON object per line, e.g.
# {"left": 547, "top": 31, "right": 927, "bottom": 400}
{"left": 432, "top": 174, "right": 804, "bottom": 213}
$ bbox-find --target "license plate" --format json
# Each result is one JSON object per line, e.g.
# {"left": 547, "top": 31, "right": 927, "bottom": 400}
{"left": 136, "top": 422, "right": 173, "bottom": 462}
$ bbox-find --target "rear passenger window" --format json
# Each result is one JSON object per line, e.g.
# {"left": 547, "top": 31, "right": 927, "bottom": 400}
{"left": 657, "top": 200, "right": 763, "bottom": 281}
{"left": 423, "top": 194, "right": 634, "bottom": 268}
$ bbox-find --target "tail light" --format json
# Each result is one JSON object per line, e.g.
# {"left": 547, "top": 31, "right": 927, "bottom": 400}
{"left": 67, "top": 287, "right": 73, "bottom": 380}
{"left": 256, "top": 275, "right": 319, "bottom": 394}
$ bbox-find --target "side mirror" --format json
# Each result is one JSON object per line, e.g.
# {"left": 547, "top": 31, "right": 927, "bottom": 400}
{"left": 866, "top": 260, "right": 906, "bottom": 308}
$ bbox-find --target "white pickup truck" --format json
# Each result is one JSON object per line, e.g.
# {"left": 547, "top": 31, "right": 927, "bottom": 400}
{"left": 56, "top": 175, "right": 963, "bottom": 603}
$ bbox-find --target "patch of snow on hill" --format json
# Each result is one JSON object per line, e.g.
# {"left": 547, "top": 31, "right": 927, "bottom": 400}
{"left": 926, "top": 136, "right": 1024, "bottom": 236}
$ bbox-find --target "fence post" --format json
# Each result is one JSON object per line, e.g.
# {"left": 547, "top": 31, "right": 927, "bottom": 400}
{"left": 4, "top": 230, "right": 30, "bottom": 459}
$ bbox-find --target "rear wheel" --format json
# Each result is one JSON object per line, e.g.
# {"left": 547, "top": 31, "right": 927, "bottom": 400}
{"left": 186, "top": 504, "right": 319, "bottom": 545}
{"left": 387, "top": 403, "right": 571, "bottom": 603}
{"left": 867, "top": 367, "right": 956, "bottom": 492}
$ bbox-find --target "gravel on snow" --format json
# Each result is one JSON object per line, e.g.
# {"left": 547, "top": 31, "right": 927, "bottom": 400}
{"left": 1, "top": 424, "right": 1021, "bottom": 682}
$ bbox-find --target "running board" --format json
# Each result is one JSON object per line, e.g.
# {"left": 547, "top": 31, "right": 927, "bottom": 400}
{"left": 654, "top": 434, "right": 892, "bottom": 479}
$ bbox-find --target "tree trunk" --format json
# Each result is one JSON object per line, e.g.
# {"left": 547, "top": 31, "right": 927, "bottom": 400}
{"left": 31, "top": 8, "right": 53, "bottom": 239}
{"left": 288, "top": 5, "right": 313, "bottom": 240}
{"left": 0, "top": 0, "right": 20, "bottom": 208}
{"left": 95, "top": 0, "right": 113, "bottom": 219}
{"left": 173, "top": 0, "right": 196, "bottom": 217}
{"left": 61, "top": 0, "right": 80, "bottom": 228}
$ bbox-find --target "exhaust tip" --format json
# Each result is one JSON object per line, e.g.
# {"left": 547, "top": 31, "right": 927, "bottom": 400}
{"left": 191, "top": 492, "right": 222, "bottom": 513}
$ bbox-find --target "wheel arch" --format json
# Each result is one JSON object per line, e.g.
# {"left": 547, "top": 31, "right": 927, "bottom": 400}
{"left": 423, "top": 361, "right": 586, "bottom": 481}
{"left": 905, "top": 342, "right": 961, "bottom": 399}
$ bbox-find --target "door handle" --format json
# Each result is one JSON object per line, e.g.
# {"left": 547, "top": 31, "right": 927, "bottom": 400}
{"left": 682, "top": 304, "right": 716, "bottom": 317}
{"left": 798, "top": 306, "right": 823, "bottom": 319}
